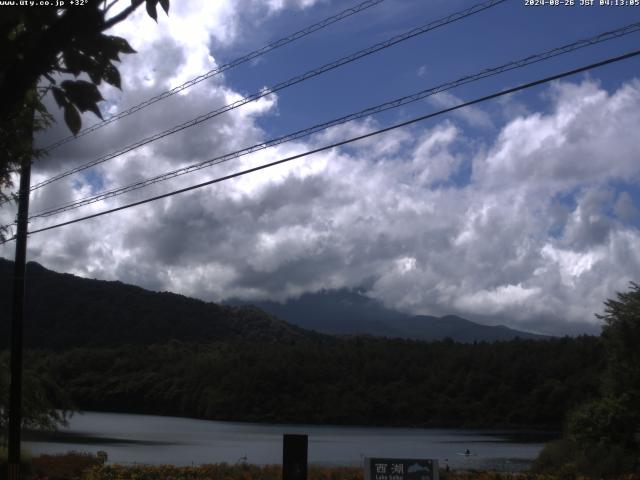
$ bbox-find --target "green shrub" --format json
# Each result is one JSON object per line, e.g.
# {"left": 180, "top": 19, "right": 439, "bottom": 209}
{"left": 531, "top": 438, "right": 580, "bottom": 474}
{"left": 532, "top": 437, "right": 639, "bottom": 477}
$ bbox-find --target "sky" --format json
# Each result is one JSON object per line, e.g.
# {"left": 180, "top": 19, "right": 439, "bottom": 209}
{"left": 2, "top": 0, "right": 640, "bottom": 335}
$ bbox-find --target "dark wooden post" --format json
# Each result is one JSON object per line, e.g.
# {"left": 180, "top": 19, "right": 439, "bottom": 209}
{"left": 282, "top": 434, "right": 307, "bottom": 480}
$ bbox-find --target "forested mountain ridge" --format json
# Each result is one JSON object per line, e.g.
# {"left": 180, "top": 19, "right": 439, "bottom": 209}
{"left": 35, "top": 335, "right": 603, "bottom": 429}
{"left": 0, "top": 259, "right": 322, "bottom": 349}
{"left": 2, "top": 258, "right": 544, "bottom": 347}
{"left": 228, "top": 289, "right": 548, "bottom": 341}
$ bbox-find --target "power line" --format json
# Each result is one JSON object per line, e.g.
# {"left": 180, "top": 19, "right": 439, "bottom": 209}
{"left": 27, "top": 21, "right": 640, "bottom": 220}
{"left": 29, "top": 0, "right": 507, "bottom": 192}
{"left": 42, "top": 0, "right": 386, "bottom": 152}
{"left": 2, "top": 48, "right": 636, "bottom": 244}
{"left": 33, "top": 0, "right": 505, "bottom": 190}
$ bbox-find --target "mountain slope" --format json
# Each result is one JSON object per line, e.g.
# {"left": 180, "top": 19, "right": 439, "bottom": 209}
{"left": 0, "top": 258, "right": 546, "bottom": 348}
{"left": 394, "top": 315, "right": 546, "bottom": 342}
{"left": 230, "top": 289, "right": 406, "bottom": 337}
{"left": 0, "top": 259, "right": 322, "bottom": 349}
{"left": 229, "top": 289, "right": 548, "bottom": 342}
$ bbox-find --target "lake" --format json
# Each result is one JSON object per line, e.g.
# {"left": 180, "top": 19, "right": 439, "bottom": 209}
{"left": 24, "top": 411, "right": 555, "bottom": 471}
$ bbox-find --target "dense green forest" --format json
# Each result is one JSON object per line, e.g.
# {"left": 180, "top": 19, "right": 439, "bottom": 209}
{"left": 21, "top": 335, "right": 603, "bottom": 429}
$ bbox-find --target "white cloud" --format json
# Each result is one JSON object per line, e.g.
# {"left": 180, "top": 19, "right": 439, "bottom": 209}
{"left": 428, "top": 91, "right": 493, "bottom": 129}
{"left": 455, "top": 284, "right": 542, "bottom": 317}
{"left": 410, "top": 123, "right": 461, "bottom": 185}
{"left": 475, "top": 79, "right": 640, "bottom": 194}
{"left": 540, "top": 244, "right": 605, "bottom": 288}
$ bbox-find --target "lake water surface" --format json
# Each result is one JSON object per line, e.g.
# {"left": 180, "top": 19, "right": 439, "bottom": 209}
{"left": 24, "top": 412, "right": 555, "bottom": 471}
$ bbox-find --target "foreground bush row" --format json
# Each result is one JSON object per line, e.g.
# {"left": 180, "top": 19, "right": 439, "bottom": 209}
{"left": 75, "top": 464, "right": 640, "bottom": 480}
{"left": 83, "top": 464, "right": 361, "bottom": 480}
{"left": 4, "top": 453, "right": 640, "bottom": 480}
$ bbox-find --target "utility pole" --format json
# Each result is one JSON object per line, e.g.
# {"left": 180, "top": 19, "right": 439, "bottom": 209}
{"left": 7, "top": 109, "right": 33, "bottom": 480}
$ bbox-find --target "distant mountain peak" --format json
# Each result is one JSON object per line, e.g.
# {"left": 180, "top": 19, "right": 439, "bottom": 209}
{"left": 228, "top": 288, "right": 550, "bottom": 342}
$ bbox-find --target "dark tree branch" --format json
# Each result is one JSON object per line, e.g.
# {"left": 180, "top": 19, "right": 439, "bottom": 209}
{"left": 103, "top": 0, "right": 144, "bottom": 30}
{"left": 104, "top": 0, "right": 121, "bottom": 14}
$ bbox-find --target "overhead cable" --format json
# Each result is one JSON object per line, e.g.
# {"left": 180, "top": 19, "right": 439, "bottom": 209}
{"left": 43, "top": 0, "right": 387, "bottom": 151}
{"left": 1, "top": 48, "right": 635, "bottom": 243}
{"left": 29, "top": 0, "right": 507, "bottom": 192}
{"left": 28, "top": 21, "right": 640, "bottom": 220}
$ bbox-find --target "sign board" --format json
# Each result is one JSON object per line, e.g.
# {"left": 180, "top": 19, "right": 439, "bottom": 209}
{"left": 364, "top": 458, "right": 439, "bottom": 480}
